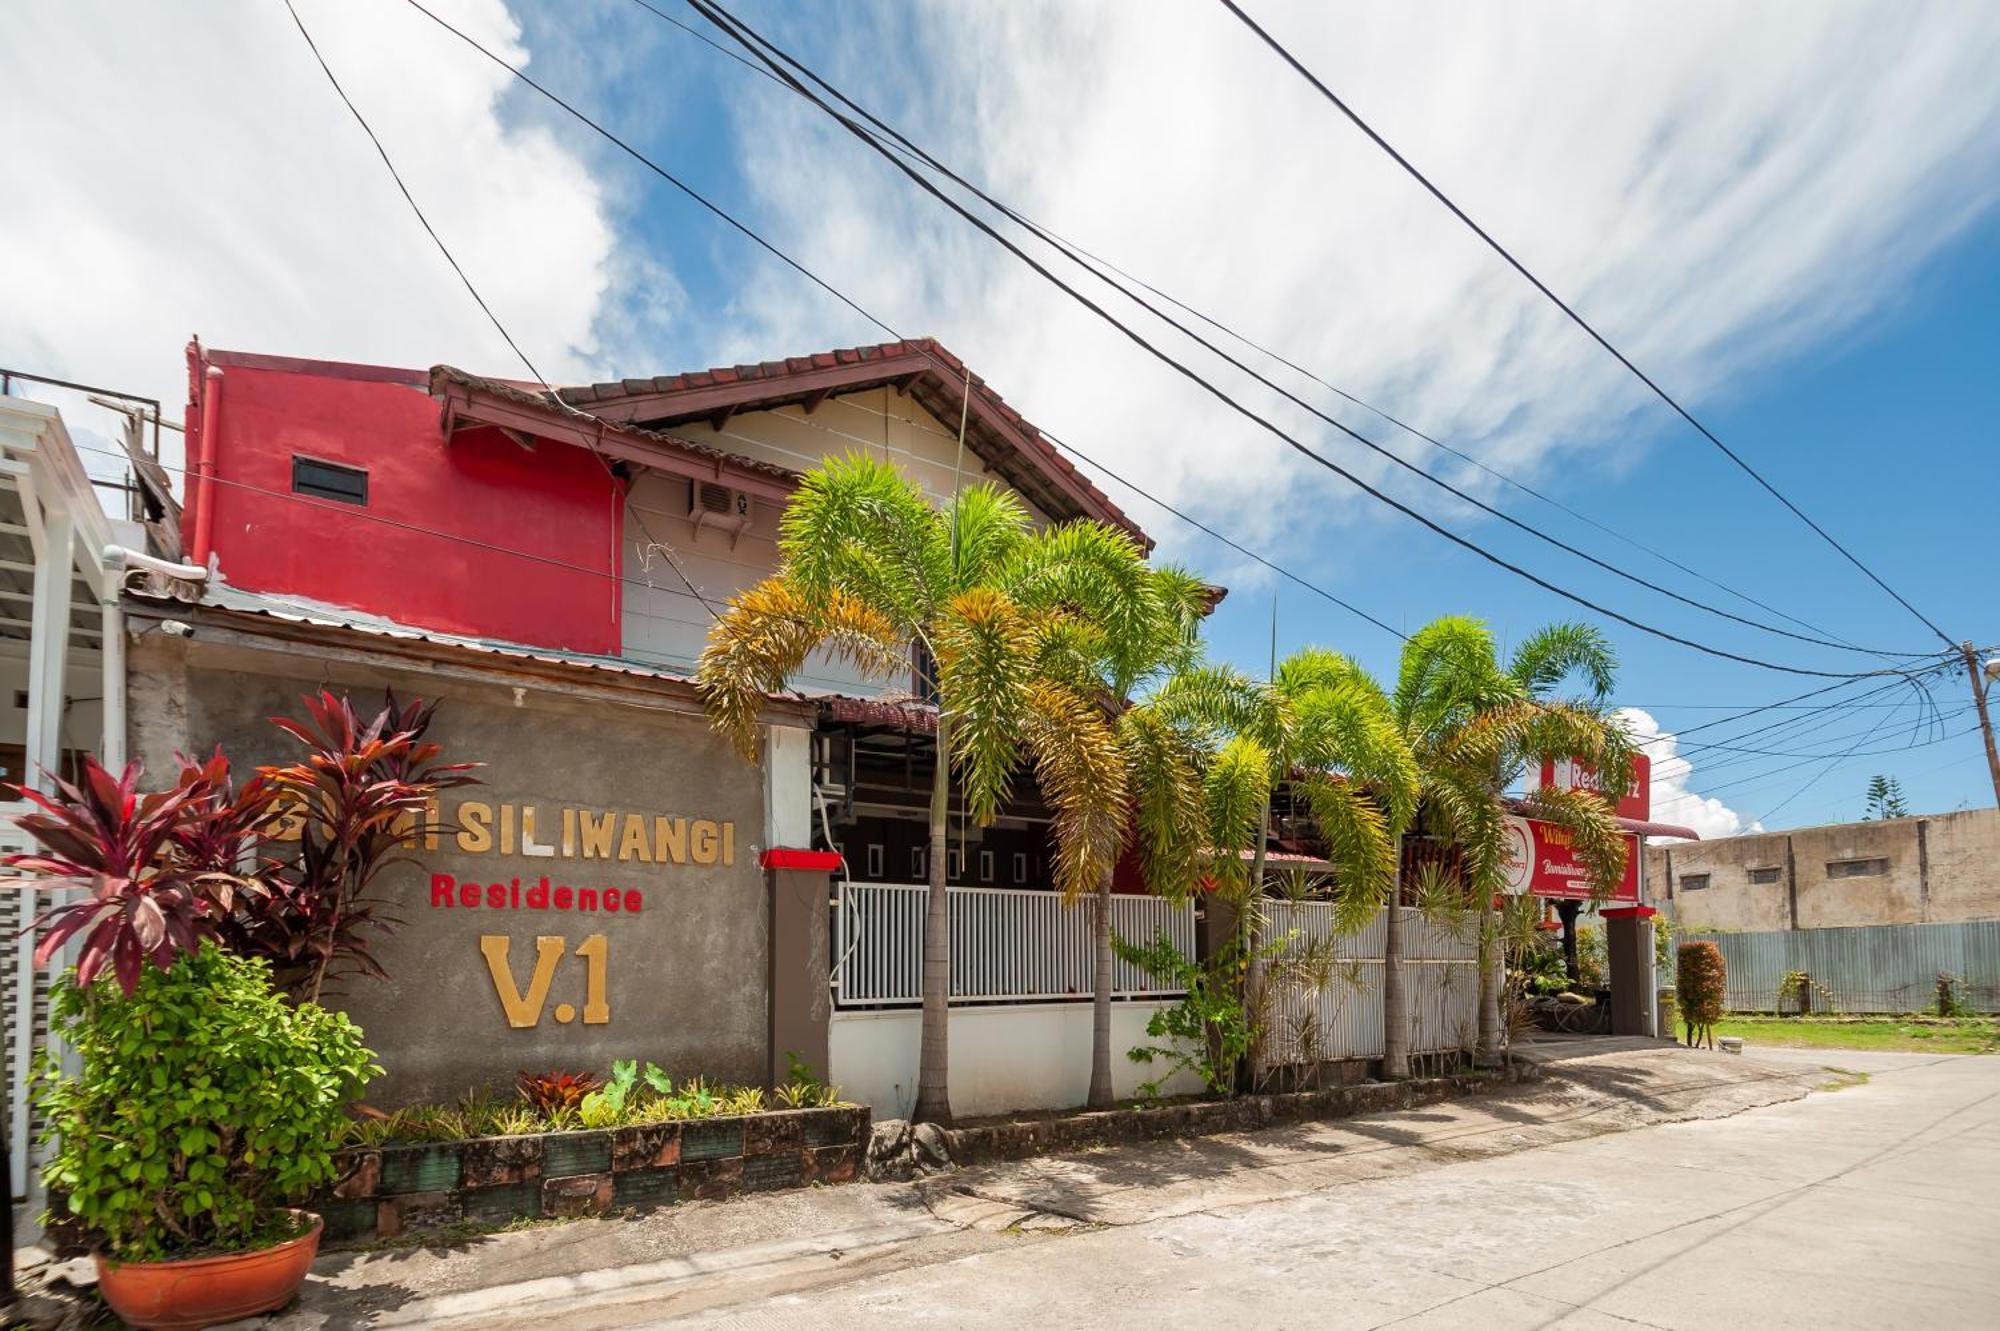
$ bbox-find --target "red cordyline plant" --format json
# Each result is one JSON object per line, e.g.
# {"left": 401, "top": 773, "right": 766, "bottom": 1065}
{"left": 240, "top": 690, "right": 479, "bottom": 1003}
{"left": 0, "top": 754, "right": 268, "bottom": 996}
{"left": 2, "top": 689, "right": 477, "bottom": 1003}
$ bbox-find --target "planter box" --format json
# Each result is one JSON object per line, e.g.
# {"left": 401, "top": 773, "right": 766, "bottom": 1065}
{"left": 314, "top": 1104, "right": 871, "bottom": 1245}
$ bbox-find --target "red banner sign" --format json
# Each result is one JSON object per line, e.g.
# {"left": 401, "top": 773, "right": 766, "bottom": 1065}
{"left": 1539, "top": 753, "right": 1651, "bottom": 823}
{"left": 1500, "top": 815, "right": 1639, "bottom": 904}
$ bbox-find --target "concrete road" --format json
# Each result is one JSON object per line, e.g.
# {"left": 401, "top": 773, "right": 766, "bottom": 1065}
{"left": 280, "top": 1044, "right": 1998, "bottom": 1330}
{"left": 681, "top": 1049, "right": 1999, "bottom": 1330}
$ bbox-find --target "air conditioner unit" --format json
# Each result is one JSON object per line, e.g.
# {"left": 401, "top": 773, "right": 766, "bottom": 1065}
{"left": 689, "top": 480, "right": 751, "bottom": 547}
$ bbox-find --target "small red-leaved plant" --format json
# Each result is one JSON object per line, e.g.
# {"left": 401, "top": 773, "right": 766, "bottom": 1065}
{"left": 517, "top": 1070, "right": 603, "bottom": 1115}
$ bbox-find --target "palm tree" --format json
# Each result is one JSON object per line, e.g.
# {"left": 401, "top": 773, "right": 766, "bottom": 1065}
{"left": 1387, "top": 617, "right": 1635, "bottom": 1065}
{"left": 1016, "top": 537, "right": 1212, "bottom": 1110}
{"left": 696, "top": 454, "right": 1181, "bottom": 1123}
{"left": 1158, "top": 649, "right": 1418, "bottom": 1085}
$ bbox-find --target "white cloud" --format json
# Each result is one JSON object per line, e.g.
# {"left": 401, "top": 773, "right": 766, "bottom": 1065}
{"left": 0, "top": 0, "right": 617, "bottom": 466}
{"left": 1618, "top": 707, "right": 1762, "bottom": 842}
{"left": 719, "top": 0, "right": 2000, "bottom": 578}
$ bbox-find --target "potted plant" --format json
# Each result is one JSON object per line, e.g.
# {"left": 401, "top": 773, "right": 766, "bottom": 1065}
{"left": 40, "top": 946, "right": 375, "bottom": 1329}
{"left": 4, "top": 755, "right": 377, "bottom": 1329}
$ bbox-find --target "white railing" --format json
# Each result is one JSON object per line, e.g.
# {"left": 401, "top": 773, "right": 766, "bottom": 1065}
{"left": 2, "top": 799, "right": 47, "bottom": 1198}
{"left": 833, "top": 882, "right": 1196, "bottom": 1007}
{"left": 1259, "top": 902, "right": 1483, "bottom": 1064}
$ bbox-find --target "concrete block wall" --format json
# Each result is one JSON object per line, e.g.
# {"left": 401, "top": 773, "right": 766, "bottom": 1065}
{"left": 1645, "top": 807, "right": 2000, "bottom": 933}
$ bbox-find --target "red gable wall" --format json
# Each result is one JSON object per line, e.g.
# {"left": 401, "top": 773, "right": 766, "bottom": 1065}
{"left": 186, "top": 348, "right": 619, "bottom": 654}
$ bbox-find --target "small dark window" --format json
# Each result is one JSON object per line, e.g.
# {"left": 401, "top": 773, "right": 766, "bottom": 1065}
{"left": 1748, "top": 867, "right": 1782, "bottom": 885}
{"left": 1012, "top": 852, "right": 1028, "bottom": 884}
{"left": 911, "top": 642, "right": 941, "bottom": 707}
{"left": 909, "top": 847, "right": 926, "bottom": 881}
{"left": 292, "top": 456, "right": 368, "bottom": 505}
{"left": 865, "top": 844, "right": 884, "bottom": 878}
{"left": 979, "top": 850, "right": 995, "bottom": 883}
{"left": 1680, "top": 873, "right": 1711, "bottom": 891}
{"left": 1828, "top": 858, "right": 1889, "bottom": 880}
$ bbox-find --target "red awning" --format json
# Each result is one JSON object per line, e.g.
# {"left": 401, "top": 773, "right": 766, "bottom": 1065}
{"left": 1503, "top": 796, "right": 1698, "bottom": 842}
{"left": 1615, "top": 817, "right": 1700, "bottom": 840}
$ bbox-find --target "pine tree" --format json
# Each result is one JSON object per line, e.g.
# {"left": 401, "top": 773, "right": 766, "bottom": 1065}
{"left": 1863, "top": 774, "right": 1909, "bottom": 821}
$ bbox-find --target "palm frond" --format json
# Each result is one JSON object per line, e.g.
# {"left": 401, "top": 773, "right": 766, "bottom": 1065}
{"left": 1117, "top": 704, "right": 1207, "bottom": 902}
{"left": 778, "top": 453, "right": 947, "bottom": 629}
{"left": 1200, "top": 733, "right": 1271, "bottom": 887}
{"left": 1292, "top": 772, "right": 1397, "bottom": 911}
{"left": 1508, "top": 621, "right": 1617, "bottom": 702}
{"left": 1020, "top": 680, "right": 1131, "bottom": 902}
{"left": 934, "top": 586, "right": 1036, "bottom": 825}
{"left": 694, "top": 575, "right": 904, "bottom": 758}
{"left": 944, "top": 482, "right": 1032, "bottom": 590}
{"left": 1155, "top": 663, "right": 1278, "bottom": 750}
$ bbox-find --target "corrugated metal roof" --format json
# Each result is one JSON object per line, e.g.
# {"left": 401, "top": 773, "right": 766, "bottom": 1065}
{"left": 191, "top": 584, "right": 701, "bottom": 684}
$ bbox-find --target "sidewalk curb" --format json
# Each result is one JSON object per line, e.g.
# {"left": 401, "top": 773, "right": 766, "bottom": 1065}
{"left": 342, "top": 1217, "right": 953, "bottom": 1328}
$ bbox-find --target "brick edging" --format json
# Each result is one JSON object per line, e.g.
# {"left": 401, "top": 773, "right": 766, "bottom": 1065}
{"left": 939, "top": 1065, "right": 1539, "bottom": 1166}
{"left": 314, "top": 1104, "right": 872, "bottom": 1245}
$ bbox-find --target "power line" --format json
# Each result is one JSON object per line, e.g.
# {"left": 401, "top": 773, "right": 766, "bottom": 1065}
{"left": 283, "top": 0, "right": 723, "bottom": 623}
{"left": 391, "top": 0, "right": 1426, "bottom": 647}
{"left": 674, "top": 0, "right": 1923, "bottom": 681}
{"left": 1215, "top": 0, "right": 1956, "bottom": 651}
{"left": 666, "top": 0, "right": 1907, "bottom": 661}
{"left": 263, "top": 1, "right": 1407, "bottom": 674}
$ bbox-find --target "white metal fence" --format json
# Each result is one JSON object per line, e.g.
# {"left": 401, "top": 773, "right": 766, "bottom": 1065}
{"left": 832, "top": 882, "right": 1197, "bottom": 1007}
{"left": 1261, "top": 903, "right": 1483, "bottom": 1064}
{"left": 2, "top": 800, "right": 49, "bottom": 1199}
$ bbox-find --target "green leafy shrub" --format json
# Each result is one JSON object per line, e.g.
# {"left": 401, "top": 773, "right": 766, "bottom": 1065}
{"left": 38, "top": 946, "right": 377, "bottom": 1261}
{"left": 1676, "top": 940, "right": 1727, "bottom": 1049}
{"left": 1115, "top": 926, "right": 1279, "bottom": 1097}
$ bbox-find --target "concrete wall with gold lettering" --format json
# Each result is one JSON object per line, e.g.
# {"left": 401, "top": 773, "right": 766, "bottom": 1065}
{"left": 129, "top": 629, "right": 787, "bottom": 1105}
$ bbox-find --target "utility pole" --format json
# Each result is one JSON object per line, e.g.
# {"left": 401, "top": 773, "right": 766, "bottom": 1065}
{"left": 1962, "top": 641, "right": 2000, "bottom": 809}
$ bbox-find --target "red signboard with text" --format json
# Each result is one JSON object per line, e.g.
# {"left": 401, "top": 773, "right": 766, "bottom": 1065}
{"left": 1500, "top": 815, "right": 1640, "bottom": 904}
{"left": 1539, "top": 753, "right": 1651, "bottom": 823}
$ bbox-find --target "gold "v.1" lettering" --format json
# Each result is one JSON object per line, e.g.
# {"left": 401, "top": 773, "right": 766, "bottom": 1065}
{"left": 479, "top": 935, "right": 567, "bottom": 1028}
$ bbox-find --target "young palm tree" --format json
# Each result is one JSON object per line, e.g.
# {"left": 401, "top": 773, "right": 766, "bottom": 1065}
{"left": 696, "top": 455, "right": 1186, "bottom": 1123}
{"left": 1388, "top": 617, "right": 1635, "bottom": 1065}
{"left": 1016, "top": 537, "right": 1212, "bottom": 1110}
{"left": 1157, "top": 649, "right": 1418, "bottom": 1084}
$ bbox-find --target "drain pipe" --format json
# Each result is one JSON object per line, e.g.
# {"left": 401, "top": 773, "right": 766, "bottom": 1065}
{"left": 190, "top": 365, "right": 222, "bottom": 568}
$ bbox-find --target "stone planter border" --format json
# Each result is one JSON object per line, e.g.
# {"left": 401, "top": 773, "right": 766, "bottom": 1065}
{"left": 315, "top": 1104, "right": 871, "bottom": 1244}
{"left": 921, "top": 1065, "right": 1539, "bottom": 1169}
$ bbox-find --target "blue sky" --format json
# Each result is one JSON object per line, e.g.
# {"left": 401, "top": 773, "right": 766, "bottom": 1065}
{"left": 5, "top": 0, "right": 1997, "bottom": 834}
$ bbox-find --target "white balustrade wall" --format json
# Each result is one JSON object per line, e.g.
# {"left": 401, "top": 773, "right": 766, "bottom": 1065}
{"left": 832, "top": 882, "right": 1196, "bottom": 1007}
{"left": 825, "top": 888, "right": 1483, "bottom": 1117}
{"left": 1259, "top": 902, "right": 1483, "bottom": 1065}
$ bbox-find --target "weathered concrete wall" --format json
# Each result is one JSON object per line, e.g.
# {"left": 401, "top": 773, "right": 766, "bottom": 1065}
{"left": 1646, "top": 807, "right": 2000, "bottom": 932}
{"left": 130, "top": 632, "right": 782, "bottom": 1105}
{"left": 829, "top": 1003, "right": 1205, "bottom": 1119}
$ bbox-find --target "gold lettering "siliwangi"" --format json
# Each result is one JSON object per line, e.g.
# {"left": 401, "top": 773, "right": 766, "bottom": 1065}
{"left": 445, "top": 802, "right": 735, "bottom": 866}
{"left": 266, "top": 798, "right": 737, "bottom": 868}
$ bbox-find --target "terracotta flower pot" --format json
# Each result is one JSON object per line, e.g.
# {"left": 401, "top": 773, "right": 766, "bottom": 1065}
{"left": 95, "top": 1209, "right": 324, "bottom": 1331}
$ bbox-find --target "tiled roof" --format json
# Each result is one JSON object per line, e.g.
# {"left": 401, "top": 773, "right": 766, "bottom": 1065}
{"left": 429, "top": 364, "right": 798, "bottom": 487}
{"left": 553, "top": 338, "right": 1149, "bottom": 546}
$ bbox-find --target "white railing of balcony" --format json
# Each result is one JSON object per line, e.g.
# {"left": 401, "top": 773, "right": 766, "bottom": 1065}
{"left": 832, "top": 882, "right": 1196, "bottom": 1007}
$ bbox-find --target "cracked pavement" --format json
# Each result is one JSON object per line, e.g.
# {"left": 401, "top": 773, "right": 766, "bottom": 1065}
{"left": 274, "top": 1040, "right": 1998, "bottom": 1329}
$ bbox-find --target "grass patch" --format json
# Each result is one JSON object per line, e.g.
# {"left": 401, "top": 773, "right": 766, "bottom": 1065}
{"left": 1712, "top": 1015, "right": 2000, "bottom": 1055}
{"left": 1816, "top": 1065, "right": 1872, "bottom": 1091}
